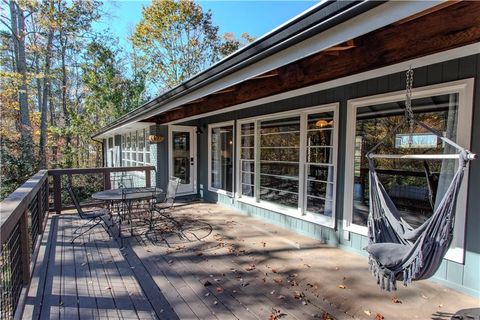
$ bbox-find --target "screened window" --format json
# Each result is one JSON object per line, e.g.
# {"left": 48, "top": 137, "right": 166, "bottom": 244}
{"left": 209, "top": 123, "right": 234, "bottom": 193}
{"left": 236, "top": 105, "right": 338, "bottom": 227}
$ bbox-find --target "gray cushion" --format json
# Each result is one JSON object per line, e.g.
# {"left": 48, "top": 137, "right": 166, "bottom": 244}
{"left": 366, "top": 243, "right": 411, "bottom": 268}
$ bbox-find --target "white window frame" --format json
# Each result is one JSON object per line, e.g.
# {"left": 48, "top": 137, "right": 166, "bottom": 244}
{"left": 121, "top": 129, "right": 151, "bottom": 167}
{"left": 344, "top": 78, "right": 474, "bottom": 264}
{"left": 208, "top": 121, "right": 235, "bottom": 195}
{"left": 235, "top": 103, "right": 339, "bottom": 228}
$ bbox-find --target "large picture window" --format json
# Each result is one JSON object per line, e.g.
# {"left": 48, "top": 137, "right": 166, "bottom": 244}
{"left": 345, "top": 79, "right": 474, "bottom": 263}
{"left": 208, "top": 122, "right": 234, "bottom": 194}
{"left": 236, "top": 104, "right": 338, "bottom": 227}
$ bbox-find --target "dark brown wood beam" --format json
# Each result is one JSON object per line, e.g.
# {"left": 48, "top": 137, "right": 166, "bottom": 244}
{"left": 146, "top": 1, "right": 480, "bottom": 124}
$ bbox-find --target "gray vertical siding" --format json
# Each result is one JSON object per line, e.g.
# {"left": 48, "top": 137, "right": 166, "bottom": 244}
{"left": 150, "top": 125, "right": 169, "bottom": 188}
{"left": 170, "top": 54, "right": 480, "bottom": 296}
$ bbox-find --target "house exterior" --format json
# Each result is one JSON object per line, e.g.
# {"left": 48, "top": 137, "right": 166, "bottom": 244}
{"left": 93, "top": 1, "right": 480, "bottom": 296}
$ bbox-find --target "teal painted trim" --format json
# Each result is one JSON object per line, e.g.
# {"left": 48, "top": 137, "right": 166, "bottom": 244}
{"left": 430, "top": 276, "right": 480, "bottom": 298}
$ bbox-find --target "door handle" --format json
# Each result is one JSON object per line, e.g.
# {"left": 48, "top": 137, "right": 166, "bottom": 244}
{"left": 190, "top": 157, "right": 194, "bottom": 165}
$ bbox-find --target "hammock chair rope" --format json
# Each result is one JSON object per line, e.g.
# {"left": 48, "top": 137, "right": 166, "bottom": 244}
{"left": 365, "top": 67, "right": 476, "bottom": 291}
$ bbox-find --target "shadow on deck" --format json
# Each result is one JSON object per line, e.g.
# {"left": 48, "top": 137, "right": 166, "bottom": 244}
{"left": 23, "top": 202, "right": 479, "bottom": 320}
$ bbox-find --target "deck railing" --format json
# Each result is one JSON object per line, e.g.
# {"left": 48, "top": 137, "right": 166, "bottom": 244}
{"left": 48, "top": 166, "right": 155, "bottom": 214}
{"left": 0, "top": 165, "right": 155, "bottom": 319}
{"left": 0, "top": 171, "right": 49, "bottom": 320}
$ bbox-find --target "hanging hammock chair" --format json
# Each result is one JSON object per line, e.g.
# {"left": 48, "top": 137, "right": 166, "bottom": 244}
{"left": 364, "top": 69, "right": 476, "bottom": 291}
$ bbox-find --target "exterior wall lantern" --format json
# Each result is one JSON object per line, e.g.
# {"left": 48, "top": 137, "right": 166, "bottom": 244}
{"left": 148, "top": 135, "right": 165, "bottom": 143}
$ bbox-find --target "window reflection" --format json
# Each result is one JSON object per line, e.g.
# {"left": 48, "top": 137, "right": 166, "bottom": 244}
{"left": 353, "top": 94, "right": 459, "bottom": 227}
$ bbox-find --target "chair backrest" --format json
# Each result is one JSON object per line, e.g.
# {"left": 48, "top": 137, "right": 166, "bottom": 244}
{"left": 66, "top": 184, "right": 86, "bottom": 218}
{"left": 165, "top": 177, "right": 180, "bottom": 205}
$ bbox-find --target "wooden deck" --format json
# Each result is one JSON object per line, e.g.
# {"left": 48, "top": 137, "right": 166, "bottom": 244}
{"left": 23, "top": 202, "right": 478, "bottom": 320}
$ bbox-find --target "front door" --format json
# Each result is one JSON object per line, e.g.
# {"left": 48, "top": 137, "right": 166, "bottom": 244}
{"left": 169, "top": 125, "right": 196, "bottom": 195}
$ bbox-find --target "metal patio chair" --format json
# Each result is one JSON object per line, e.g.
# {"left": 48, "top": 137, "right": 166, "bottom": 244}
{"left": 151, "top": 177, "right": 180, "bottom": 219}
{"left": 66, "top": 184, "right": 112, "bottom": 243}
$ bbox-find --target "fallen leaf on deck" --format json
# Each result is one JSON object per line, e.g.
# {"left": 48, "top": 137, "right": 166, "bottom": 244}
{"left": 216, "top": 287, "right": 223, "bottom": 293}
{"left": 168, "top": 260, "right": 174, "bottom": 264}
{"left": 269, "top": 308, "right": 286, "bottom": 320}
{"left": 241, "top": 282, "right": 249, "bottom": 287}
{"left": 364, "top": 310, "right": 372, "bottom": 316}
{"left": 205, "top": 293, "right": 210, "bottom": 297}
{"left": 203, "top": 280, "right": 212, "bottom": 287}
{"left": 315, "top": 312, "right": 333, "bottom": 320}
{"left": 270, "top": 290, "right": 275, "bottom": 295}
{"left": 274, "top": 277, "right": 283, "bottom": 284}
{"left": 105, "top": 286, "right": 111, "bottom": 290}
{"left": 81, "top": 262, "right": 87, "bottom": 266}
{"left": 277, "top": 295, "right": 285, "bottom": 300}
{"left": 391, "top": 296, "right": 402, "bottom": 304}
{"left": 338, "top": 284, "right": 346, "bottom": 289}
{"left": 375, "top": 313, "right": 385, "bottom": 320}
{"left": 293, "top": 291, "right": 305, "bottom": 299}
{"left": 245, "top": 264, "right": 256, "bottom": 271}
{"left": 271, "top": 268, "right": 278, "bottom": 273}
{"left": 438, "top": 304, "right": 443, "bottom": 308}
{"left": 301, "top": 300, "right": 307, "bottom": 305}
{"left": 421, "top": 294, "right": 429, "bottom": 299}
{"left": 304, "top": 263, "right": 311, "bottom": 268}
{"left": 213, "top": 300, "right": 218, "bottom": 305}
{"left": 59, "top": 301, "right": 64, "bottom": 307}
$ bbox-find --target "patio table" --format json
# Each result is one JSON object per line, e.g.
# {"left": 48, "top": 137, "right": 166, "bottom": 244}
{"left": 92, "top": 187, "right": 163, "bottom": 242}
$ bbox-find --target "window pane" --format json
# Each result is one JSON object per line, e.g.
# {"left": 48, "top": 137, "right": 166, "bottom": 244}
{"left": 242, "top": 184, "right": 254, "bottom": 197}
{"left": 307, "top": 165, "right": 332, "bottom": 182}
{"left": 307, "top": 111, "right": 334, "bottom": 130}
{"left": 241, "top": 135, "right": 255, "bottom": 147}
{"left": 132, "top": 133, "right": 137, "bottom": 151}
{"left": 260, "top": 163, "right": 299, "bottom": 177}
{"left": 211, "top": 125, "right": 234, "bottom": 192}
{"left": 306, "top": 197, "right": 333, "bottom": 216}
{"left": 240, "top": 122, "right": 255, "bottom": 197}
{"left": 241, "top": 172, "right": 255, "bottom": 185}
{"left": 305, "top": 112, "right": 336, "bottom": 216}
{"left": 241, "top": 160, "right": 255, "bottom": 173}
{"left": 241, "top": 123, "right": 255, "bottom": 135}
{"left": 260, "top": 147, "right": 299, "bottom": 162}
{"left": 306, "top": 147, "right": 332, "bottom": 164}
{"left": 352, "top": 93, "right": 459, "bottom": 227}
{"left": 259, "top": 117, "right": 300, "bottom": 208}
{"left": 173, "top": 131, "right": 190, "bottom": 184}
{"left": 241, "top": 147, "right": 254, "bottom": 159}
{"left": 260, "top": 187, "right": 298, "bottom": 207}
{"left": 138, "top": 130, "right": 145, "bottom": 150}
{"left": 307, "top": 130, "right": 333, "bottom": 147}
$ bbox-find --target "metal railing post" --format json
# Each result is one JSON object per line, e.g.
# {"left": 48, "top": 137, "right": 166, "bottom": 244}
{"left": 53, "top": 173, "right": 62, "bottom": 215}
{"left": 19, "top": 211, "right": 31, "bottom": 284}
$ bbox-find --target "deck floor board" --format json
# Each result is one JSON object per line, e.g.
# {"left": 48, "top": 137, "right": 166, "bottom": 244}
{"left": 23, "top": 202, "right": 479, "bottom": 320}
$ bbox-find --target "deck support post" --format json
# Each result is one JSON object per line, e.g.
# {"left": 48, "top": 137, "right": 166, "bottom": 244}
{"left": 53, "top": 174, "right": 62, "bottom": 215}
{"left": 19, "top": 210, "right": 31, "bottom": 284}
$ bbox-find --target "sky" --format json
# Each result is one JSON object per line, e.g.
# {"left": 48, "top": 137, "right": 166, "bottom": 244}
{"left": 97, "top": 1, "right": 317, "bottom": 51}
